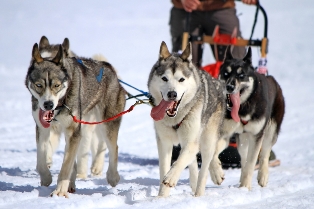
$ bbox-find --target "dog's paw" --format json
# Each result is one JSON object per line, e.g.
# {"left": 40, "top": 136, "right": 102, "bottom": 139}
{"left": 40, "top": 173, "right": 53, "bottom": 187}
{"left": 209, "top": 161, "right": 225, "bottom": 185}
{"left": 158, "top": 184, "right": 171, "bottom": 197}
{"left": 189, "top": 179, "right": 197, "bottom": 193}
{"left": 257, "top": 171, "right": 268, "bottom": 187}
{"left": 162, "top": 169, "right": 180, "bottom": 188}
{"left": 194, "top": 188, "right": 205, "bottom": 197}
{"left": 68, "top": 182, "right": 76, "bottom": 193}
{"left": 106, "top": 170, "right": 120, "bottom": 187}
{"left": 194, "top": 186, "right": 205, "bottom": 197}
{"left": 76, "top": 173, "right": 88, "bottom": 179}
{"left": 91, "top": 164, "right": 104, "bottom": 177}
{"left": 239, "top": 179, "right": 252, "bottom": 190}
{"left": 37, "top": 165, "right": 52, "bottom": 186}
{"left": 51, "top": 180, "right": 70, "bottom": 198}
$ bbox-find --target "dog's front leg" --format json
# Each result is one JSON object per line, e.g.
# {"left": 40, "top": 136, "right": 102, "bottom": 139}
{"left": 239, "top": 133, "right": 263, "bottom": 189}
{"left": 162, "top": 120, "right": 200, "bottom": 192}
{"left": 155, "top": 123, "right": 175, "bottom": 197}
{"left": 188, "top": 159, "right": 198, "bottom": 193}
{"left": 209, "top": 137, "right": 229, "bottom": 185}
{"left": 257, "top": 123, "right": 277, "bottom": 187}
{"left": 46, "top": 123, "right": 61, "bottom": 169}
{"left": 76, "top": 126, "right": 93, "bottom": 179}
{"left": 91, "top": 126, "right": 107, "bottom": 177}
{"left": 237, "top": 132, "right": 249, "bottom": 183}
{"left": 52, "top": 125, "right": 81, "bottom": 198}
{"left": 196, "top": 110, "right": 222, "bottom": 196}
{"left": 35, "top": 125, "right": 52, "bottom": 187}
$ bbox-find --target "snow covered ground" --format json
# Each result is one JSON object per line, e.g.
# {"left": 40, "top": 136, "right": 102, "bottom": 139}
{"left": 1, "top": 0, "right": 314, "bottom": 208}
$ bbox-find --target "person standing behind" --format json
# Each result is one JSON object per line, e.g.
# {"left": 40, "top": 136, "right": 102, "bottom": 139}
{"left": 170, "top": 0, "right": 257, "bottom": 66}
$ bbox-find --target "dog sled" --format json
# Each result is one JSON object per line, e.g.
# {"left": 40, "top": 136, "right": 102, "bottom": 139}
{"left": 182, "top": 1, "right": 269, "bottom": 77}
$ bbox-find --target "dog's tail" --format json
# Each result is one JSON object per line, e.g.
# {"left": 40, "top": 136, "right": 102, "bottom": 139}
{"left": 92, "top": 54, "right": 108, "bottom": 62}
{"left": 92, "top": 54, "right": 121, "bottom": 80}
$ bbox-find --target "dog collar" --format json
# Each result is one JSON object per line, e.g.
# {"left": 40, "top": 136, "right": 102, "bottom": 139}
{"left": 241, "top": 120, "right": 248, "bottom": 125}
{"left": 172, "top": 119, "right": 184, "bottom": 130}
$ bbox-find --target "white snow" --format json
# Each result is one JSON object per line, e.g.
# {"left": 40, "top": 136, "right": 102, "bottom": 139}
{"left": 1, "top": 0, "right": 314, "bottom": 208}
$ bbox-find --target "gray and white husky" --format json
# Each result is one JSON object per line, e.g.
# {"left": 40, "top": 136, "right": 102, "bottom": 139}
{"left": 148, "top": 42, "right": 225, "bottom": 197}
{"left": 209, "top": 46, "right": 285, "bottom": 189}
{"left": 37, "top": 36, "right": 109, "bottom": 179}
{"left": 25, "top": 43, "right": 126, "bottom": 197}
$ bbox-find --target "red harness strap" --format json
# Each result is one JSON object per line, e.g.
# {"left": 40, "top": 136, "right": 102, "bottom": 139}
{"left": 68, "top": 100, "right": 147, "bottom": 125}
{"left": 241, "top": 120, "right": 248, "bottom": 125}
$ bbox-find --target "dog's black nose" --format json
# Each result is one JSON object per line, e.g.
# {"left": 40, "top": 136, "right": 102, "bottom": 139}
{"left": 226, "top": 84, "right": 235, "bottom": 93}
{"left": 167, "top": 91, "right": 177, "bottom": 100}
{"left": 44, "top": 101, "right": 54, "bottom": 110}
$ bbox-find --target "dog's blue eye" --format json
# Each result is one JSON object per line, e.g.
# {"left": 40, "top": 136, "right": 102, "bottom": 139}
{"left": 36, "top": 84, "right": 42, "bottom": 88}
{"left": 239, "top": 74, "right": 244, "bottom": 78}
{"left": 179, "top": 78, "right": 185, "bottom": 82}
{"left": 224, "top": 72, "right": 228, "bottom": 76}
{"left": 55, "top": 84, "right": 60, "bottom": 88}
{"left": 162, "top": 77, "right": 168, "bottom": 82}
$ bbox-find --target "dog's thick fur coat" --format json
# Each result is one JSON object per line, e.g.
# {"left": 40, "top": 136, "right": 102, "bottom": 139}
{"left": 209, "top": 47, "right": 285, "bottom": 189}
{"left": 37, "top": 36, "right": 109, "bottom": 179}
{"left": 26, "top": 43, "right": 125, "bottom": 197}
{"left": 148, "top": 42, "right": 225, "bottom": 196}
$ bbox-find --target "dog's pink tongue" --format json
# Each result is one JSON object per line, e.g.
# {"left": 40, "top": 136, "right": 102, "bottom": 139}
{"left": 39, "top": 109, "right": 51, "bottom": 128}
{"left": 230, "top": 92, "right": 241, "bottom": 123}
{"left": 151, "top": 99, "right": 175, "bottom": 121}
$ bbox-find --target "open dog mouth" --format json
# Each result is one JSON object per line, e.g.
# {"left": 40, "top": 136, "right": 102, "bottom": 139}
{"left": 150, "top": 93, "right": 184, "bottom": 121}
{"left": 166, "top": 97, "right": 182, "bottom": 118}
{"left": 39, "top": 109, "right": 55, "bottom": 128}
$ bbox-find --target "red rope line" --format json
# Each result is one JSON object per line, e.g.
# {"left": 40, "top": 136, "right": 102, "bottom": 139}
{"left": 72, "top": 103, "right": 136, "bottom": 125}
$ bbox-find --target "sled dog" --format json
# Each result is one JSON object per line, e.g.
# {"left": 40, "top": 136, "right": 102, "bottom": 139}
{"left": 148, "top": 41, "right": 225, "bottom": 197}
{"left": 25, "top": 43, "right": 125, "bottom": 197}
{"left": 209, "top": 46, "right": 285, "bottom": 189}
{"left": 38, "top": 36, "right": 109, "bottom": 179}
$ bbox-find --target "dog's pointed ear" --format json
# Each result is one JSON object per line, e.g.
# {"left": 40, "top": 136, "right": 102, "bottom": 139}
{"left": 223, "top": 46, "right": 233, "bottom": 61}
{"left": 180, "top": 42, "right": 192, "bottom": 61}
{"left": 159, "top": 41, "right": 171, "bottom": 60}
{"left": 62, "top": 38, "right": 70, "bottom": 57}
{"left": 52, "top": 45, "right": 63, "bottom": 64}
{"left": 32, "top": 43, "right": 44, "bottom": 63}
{"left": 39, "top": 36, "right": 49, "bottom": 50}
{"left": 243, "top": 47, "right": 252, "bottom": 64}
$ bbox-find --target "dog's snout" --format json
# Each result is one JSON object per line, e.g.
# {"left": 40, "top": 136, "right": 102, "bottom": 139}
{"left": 43, "top": 101, "right": 54, "bottom": 110}
{"left": 226, "top": 79, "right": 236, "bottom": 93}
{"left": 167, "top": 91, "right": 177, "bottom": 100}
{"left": 226, "top": 84, "right": 235, "bottom": 93}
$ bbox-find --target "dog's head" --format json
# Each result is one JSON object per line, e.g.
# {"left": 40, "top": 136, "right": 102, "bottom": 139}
{"left": 219, "top": 46, "right": 255, "bottom": 122}
{"left": 26, "top": 43, "right": 69, "bottom": 128}
{"left": 39, "top": 36, "right": 76, "bottom": 58}
{"left": 219, "top": 46, "right": 254, "bottom": 94}
{"left": 148, "top": 41, "right": 198, "bottom": 121}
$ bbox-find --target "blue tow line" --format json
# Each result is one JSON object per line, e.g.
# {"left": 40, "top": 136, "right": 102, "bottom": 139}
{"left": 118, "top": 79, "right": 150, "bottom": 98}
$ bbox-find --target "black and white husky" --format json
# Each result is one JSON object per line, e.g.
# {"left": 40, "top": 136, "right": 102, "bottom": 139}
{"left": 210, "top": 46, "right": 285, "bottom": 189}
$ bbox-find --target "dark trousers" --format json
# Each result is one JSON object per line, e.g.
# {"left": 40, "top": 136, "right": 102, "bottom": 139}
{"left": 169, "top": 7, "right": 246, "bottom": 67}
